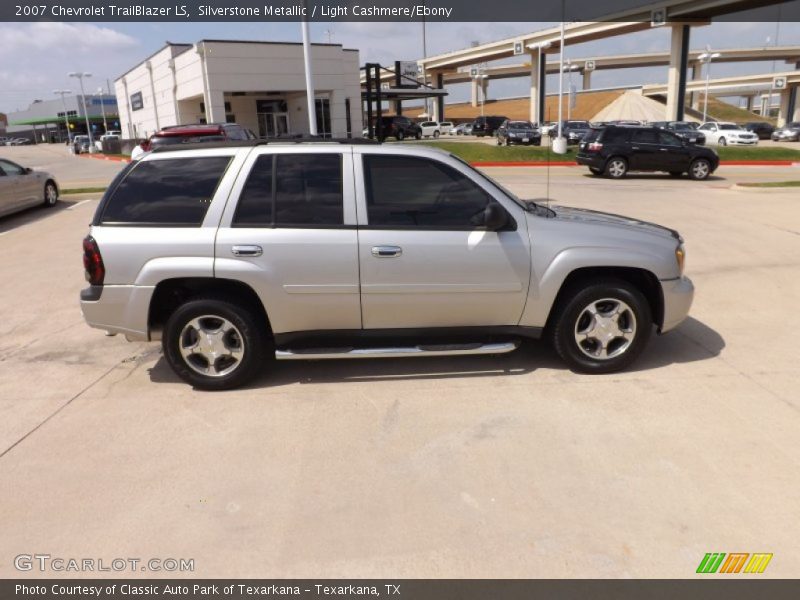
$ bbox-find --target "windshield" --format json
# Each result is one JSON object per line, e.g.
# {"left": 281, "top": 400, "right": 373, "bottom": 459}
{"left": 719, "top": 124, "right": 742, "bottom": 130}
{"left": 672, "top": 123, "right": 693, "bottom": 131}
{"left": 509, "top": 121, "right": 534, "bottom": 128}
{"left": 565, "top": 121, "right": 590, "bottom": 128}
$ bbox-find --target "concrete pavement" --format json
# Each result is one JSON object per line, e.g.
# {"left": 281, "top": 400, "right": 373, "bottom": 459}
{"left": 0, "top": 164, "right": 798, "bottom": 578}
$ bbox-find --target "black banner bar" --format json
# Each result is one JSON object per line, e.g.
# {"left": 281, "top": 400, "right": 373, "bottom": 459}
{"left": 2, "top": 0, "right": 799, "bottom": 22}
{"left": 4, "top": 580, "right": 800, "bottom": 600}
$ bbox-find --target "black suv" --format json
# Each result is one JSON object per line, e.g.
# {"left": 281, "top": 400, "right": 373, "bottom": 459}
{"left": 742, "top": 122, "right": 775, "bottom": 140}
{"left": 374, "top": 116, "right": 422, "bottom": 141}
{"left": 472, "top": 115, "right": 509, "bottom": 137}
{"left": 576, "top": 125, "right": 719, "bottom": 180}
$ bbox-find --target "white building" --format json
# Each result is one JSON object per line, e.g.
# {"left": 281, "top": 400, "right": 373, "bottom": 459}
{"left": 116, "top": 40, "right": 362, "bottom": 140}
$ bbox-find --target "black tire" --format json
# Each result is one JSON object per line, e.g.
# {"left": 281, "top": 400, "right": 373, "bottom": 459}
{"left": 551, "top": 279, "right": 652, "bottom": 374}
{"left": 163, "top": 296, "right": 268, "bottom": 390}
{"left": 497, "top": 137, "right": 503, "bottom": 146}
{"left": 43, "top": 181, "right": 58, "bottom": 207}
{"left": 415, "top": 131, "right": 422, "bottom": 140}
{"left": 433, "top": 130, "right": 440, "bottom": 139}
{"left": 589, "top": 167, "right": 602, "bottom": 176}
{"left": 604, "top": 156, "right": 628, "bottom": 179}
{"left": 669, "top": 171, "right": 683, "bottom": 177}
{"left": 396, "top": 130, "right": 405, "bottom": 141}
{"left": 688, "top": 158, "right": 711, "bottom": 181}
{"left": 718, "top": 137, "right": 727, "bottom": 146}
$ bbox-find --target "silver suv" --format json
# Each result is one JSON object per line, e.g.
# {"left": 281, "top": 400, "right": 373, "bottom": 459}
{"left": 80, "top": 140, "right": 694, "bottom": 390}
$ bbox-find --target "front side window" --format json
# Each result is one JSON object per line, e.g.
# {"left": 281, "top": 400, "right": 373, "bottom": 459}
{"left": 363, "top": 155, "right": 492, "bottom": 229}
{"left": 0, "top": 160, "right": 24, "bottom": 176}
{"left": 99, "top": 156, "right": 231, "bottom": 226}
{"left": 233, "top": 153, "right": 343, "bottom": 227}
{"left": 658, "top": 131, "right": 682, "bottom": 146}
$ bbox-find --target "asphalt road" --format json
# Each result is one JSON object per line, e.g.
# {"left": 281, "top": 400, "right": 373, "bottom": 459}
{"left": 0, "top": 149, "right": 798, "bottom": 578}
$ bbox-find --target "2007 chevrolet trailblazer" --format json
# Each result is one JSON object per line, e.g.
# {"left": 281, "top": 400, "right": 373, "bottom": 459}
{"left": 80, "top": 140, "right": 693, "bottom": 390}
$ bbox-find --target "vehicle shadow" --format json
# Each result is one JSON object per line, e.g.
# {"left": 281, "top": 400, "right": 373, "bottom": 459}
{"left": 0, "top": 198, "right": 82, "bottom": 234}
{"left": 147, "top": 317, "right": 724, "bottom": 390}
{"left": 581, "top": 173, "right": 726, "bottom": 182}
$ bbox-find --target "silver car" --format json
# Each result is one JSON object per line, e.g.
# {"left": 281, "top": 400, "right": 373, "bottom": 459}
{"left": 0, "top": 158, "right": 59, "bottom": 218}
{"left": 80, "top": 141, "right": 693, "bottom": 390}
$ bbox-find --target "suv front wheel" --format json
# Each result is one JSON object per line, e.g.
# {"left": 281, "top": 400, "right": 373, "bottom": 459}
{"left": 551, "top": 280, "right": 652, "bottom": 373}
{"left": 163, "top": 296, "right": 267, "bottom": 390}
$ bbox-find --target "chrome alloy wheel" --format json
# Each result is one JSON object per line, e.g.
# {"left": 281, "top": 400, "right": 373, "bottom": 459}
{"left": 691, "top": 160, "right": 709, "bottom": 179}
{"left": 45, "top": 183, "right": 58, "bottom": 205}
{"left": 574, "top": 298, "right": 637, "bottom": 360}
{"left": 179, "top": 315, "right": 244, "bottom": 377}
{"left": 607, "top": 159, "right": 626, "bottom": 178}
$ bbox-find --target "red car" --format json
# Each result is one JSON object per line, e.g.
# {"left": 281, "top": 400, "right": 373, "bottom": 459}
{"left": 134, "top": 123, "right": 255, "bottom": 156}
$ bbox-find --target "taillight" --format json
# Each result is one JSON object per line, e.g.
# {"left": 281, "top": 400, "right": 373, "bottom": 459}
{"left": 82, "top": 235, "right": 105, "bottom": 286}
{"left": 588, "top": 142, "right": 603, "bottom": 152}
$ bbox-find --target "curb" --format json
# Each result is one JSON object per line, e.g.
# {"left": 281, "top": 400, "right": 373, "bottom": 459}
{"left": 77, "top": 154, "right": 131, "bottom": 164}
{"left": 471, "top": 160, "right": 799, "bottom": 168}
{"left": 730, "top": 183, "right": 800, "bottom": 192}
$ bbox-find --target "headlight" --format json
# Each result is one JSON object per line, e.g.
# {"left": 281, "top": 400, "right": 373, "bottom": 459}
{"left": 675, "top": 244, "right": 686, "bottom": 276}
{"left": 508, "top": 133, "right": 517, "bottom": 138}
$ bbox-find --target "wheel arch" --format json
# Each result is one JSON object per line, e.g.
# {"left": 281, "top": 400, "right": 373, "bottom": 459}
{"left": 544, "top": 266, "right": 664, "bottom": 333}
{"left": 148, "top": 277, "right": 271, "bottom": 341}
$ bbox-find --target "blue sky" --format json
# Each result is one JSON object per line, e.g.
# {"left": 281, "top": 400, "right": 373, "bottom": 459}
{"left": 1, "top": 19, "right": 797, "bottom": 113}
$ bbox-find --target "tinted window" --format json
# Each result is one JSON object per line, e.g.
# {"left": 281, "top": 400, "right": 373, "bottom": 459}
{"left": 224, "top": 125, "right": 248, "bottom": 141}
{"left": 233, "top": 154, "right": 343, "bottom": 227}
{"left": 0, "top": 160, "right": 24, "bottom": 176}
{"left": 631, "top": 129, "right": 659, "bottom": 144}
{"left": 364, "top": 155, "right": 492, "bottom": 229}
{"left": 598, "top": 128, "right": 628, "bottom": 143}
{"left": 658, "top": 131, "right": 682, "bottom": 145}
{"left": 100, "top": 157, "right": 231, "bottom": 225}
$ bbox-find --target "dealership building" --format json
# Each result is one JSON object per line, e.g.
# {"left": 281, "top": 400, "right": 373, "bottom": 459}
{"left": 3, "top": 95, "right": 118, "bottom": 143}
{"left": 116, "top": 40, "right": 363, "bottom": 140}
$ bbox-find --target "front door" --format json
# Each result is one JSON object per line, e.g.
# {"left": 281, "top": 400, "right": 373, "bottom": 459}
{"left": 355, "top": 153, "right": 531, "bottom": 330}
{"left": 0, "top": 160, "right": 37, "bottom": 211}
{"left": 628, "top": 129, "right": 660, "bottom": 170}
{"left": 656, "top": 130, "right": 691, "bottom": 171}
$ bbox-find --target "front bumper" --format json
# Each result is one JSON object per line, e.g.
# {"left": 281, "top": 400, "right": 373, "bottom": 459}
{"left": 726, "top": 138, "right": 758, "bottom": 146}
{"left": 660, "top": 276, "right": 695, "bottom": 333}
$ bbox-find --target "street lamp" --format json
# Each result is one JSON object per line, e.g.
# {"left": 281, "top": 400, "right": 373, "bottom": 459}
{"left": 96, "top": 86, "right": 108, "bottom": 133}
{"left": 68, "top": 71, "right": 94, "bottom": 151}
{"left": 53, "top": 89, "right": 72, "bottom": 144}
{"left": 562, "top": 61, "right": 580, "bottom": 121}
{"left": 697, "top": 47, "right": 721, "bottom": 122}
{"left": 527, "top": 41, "right": 551, "bottom": 127}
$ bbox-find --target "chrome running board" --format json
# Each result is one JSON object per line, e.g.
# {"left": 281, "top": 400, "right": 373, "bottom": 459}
{"left": 275, "top": 341, "right": 519, "bottom": 360}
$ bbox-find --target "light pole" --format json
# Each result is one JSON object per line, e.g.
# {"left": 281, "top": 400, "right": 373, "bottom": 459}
{"left": 562, "top": 61, "right": 580, "bottom": 121}
{"left": 527, "top": 41, "right": 551, "bottom": 127}
{"left": 553, "top": 18, "right": 567, "bottom": 154}
{"left": 53, "top": 89, "right": 72, "bottom": 144}
{"left": 96, "top": 86, "right": 108, "bottom": 133}
{"left": 697, "top": 47, "right": 721, "bottom": 122}
{"left": 69, "top": 71, "right": 94, "bottom": 151}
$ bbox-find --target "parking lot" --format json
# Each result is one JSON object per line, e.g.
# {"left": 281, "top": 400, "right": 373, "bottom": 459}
{"left": 1, "top": 145, "right": 799, "bottom": 578}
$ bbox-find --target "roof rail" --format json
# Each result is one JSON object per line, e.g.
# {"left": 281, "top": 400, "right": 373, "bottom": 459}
{"left": 150, "top": 137, "right": 381, "bottom": 153}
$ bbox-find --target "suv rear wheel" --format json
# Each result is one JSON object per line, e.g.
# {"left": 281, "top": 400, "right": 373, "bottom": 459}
{"left": 163, "top": 296, "right": 267, "bottom": 390}
{"left": 396, "top": 130, "right": 405, "bottom": 141}
{"left": 605, "top": 157, "right": 628, "bottom": 178}
{"left": 551, "top": 280, "right": 652, "bottom": 373}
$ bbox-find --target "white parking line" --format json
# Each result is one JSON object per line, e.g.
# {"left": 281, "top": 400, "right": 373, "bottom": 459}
{"left": 67, "top": 199, "right": 96, "bottom": 211}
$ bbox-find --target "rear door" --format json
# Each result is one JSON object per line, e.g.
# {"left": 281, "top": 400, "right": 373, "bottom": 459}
{"left": 215, "top": 147, "right": 361, "bottom": 335}
{"left": 354, "top": 151, "right": 531, "bottom": 329}
{"left": 628, "top": 129, "right": 660, "bottom": 170}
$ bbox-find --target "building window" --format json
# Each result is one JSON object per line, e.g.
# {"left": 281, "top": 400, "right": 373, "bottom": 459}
{"left": 315, "top": 98, "right": 331, "bottom": 138}
{"left": 345, "top": 98, "right": 352, "bottom": 138}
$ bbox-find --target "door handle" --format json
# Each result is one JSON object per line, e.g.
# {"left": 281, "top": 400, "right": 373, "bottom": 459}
{"left": 371, "top": 245, "right": 402, "bottom": 258}
{"left": 231, "top": 245, "right": 263, "bottom": 257}
{"left": 631, "top": 146, "right": 640, "bottom": 150}
{"left": 659, "top": 148, "right": 669, "bottom": 151}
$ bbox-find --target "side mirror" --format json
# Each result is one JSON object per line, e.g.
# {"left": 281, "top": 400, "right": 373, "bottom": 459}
{"left": 483, "top": 202, "right": 509, "bottom": 231}
{"left": 24, "top": 167, "right": 33, "bottom": 174}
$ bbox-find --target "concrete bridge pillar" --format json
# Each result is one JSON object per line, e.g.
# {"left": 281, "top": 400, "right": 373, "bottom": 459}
{"left": 665, "top": 24, "right": 691, "bottom": 121}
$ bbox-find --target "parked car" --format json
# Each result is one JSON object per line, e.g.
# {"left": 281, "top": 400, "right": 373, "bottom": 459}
{"left": 372, "top": 116, "right": 422, "bottom": 141}
{"left": 576, "top": 125, "right": 719, "bottom": 180}
{"left": 73, "top": 135, "right": 91, "bottom": 154}
{"left": 472, "top": 115, "right": 509, "bottom": 137}
{"left": 540, "top": 122, "right": 558, "bottom": 136}
{"left": 742, "top": 122, "right": 775, "bottom": 140}
{"left": 418, "top": 121, "right": 442, "bottom": 138}
{"left": 131, "top": 123, "right": 256, "bottom": 160}
{"left": 496, "top": 120, "right": 542, "bottom": 146}
{"left": 80, "top": 140, "right": 694, "bottom": 390}
{"left": 0, "top": 158, "right": 59, "bottom": 218}
{"left": 770, "top": 122, "right": 800, "bottom": 142}
{"left": 553, "top": 121, "right": 592, "bottom": 145}
{"left": 697, "top": 122, "right": 758, "bottom": 146}
{"left": 656, "top": 122, "right": 705, "bottom": 145}
{"left": 453, "top": 123, "right": 473, "bottom": 135}
{"left": 438, "top": 121, "right": 455, "bottom": 135}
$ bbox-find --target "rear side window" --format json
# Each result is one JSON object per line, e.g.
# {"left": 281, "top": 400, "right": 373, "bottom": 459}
{"left": 233, "top": 154, "right": 343, "bottom": 227}
{"left": 99, "top": 156, "right": 231, "bottom": 226}
{"left": 631, "top": 129, "right": 659, "bottom": 144}
{"left": 599, "top": 128, "right": 628, "bottom": 143}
